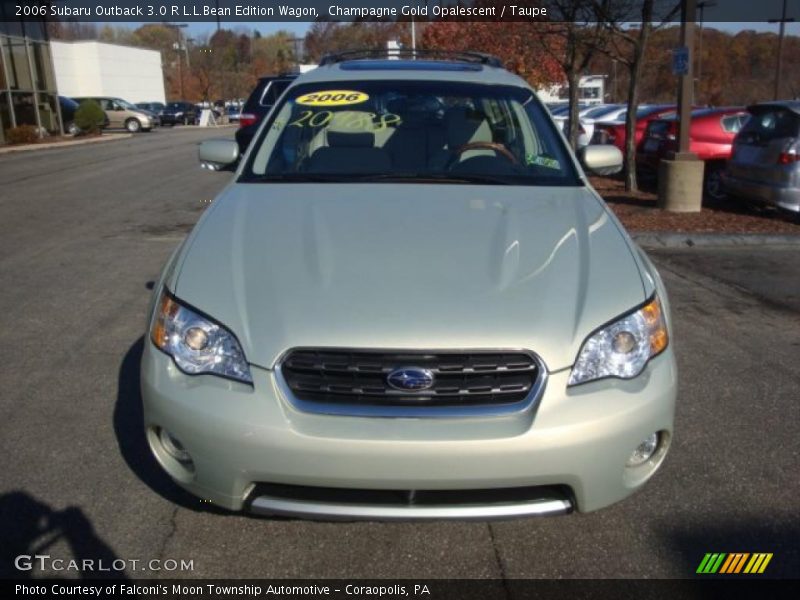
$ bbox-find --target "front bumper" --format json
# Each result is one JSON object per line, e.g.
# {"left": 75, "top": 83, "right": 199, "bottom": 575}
{"left": 722, "top": 171, "right": 800, "bottom": 212}
{"left": 161, "top": 114, "right": 184, "bottom": 125}
{"left": 141, "top": 343, "right": 677, "bottom": 518}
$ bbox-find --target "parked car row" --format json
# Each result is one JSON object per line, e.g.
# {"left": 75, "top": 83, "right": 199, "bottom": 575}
{"left": 723, "top": 101, "right": 800, "bottom": 217}
{"left": 636, "top": 107, "right": 749, "bottom": 200}
{"left": 138, "top": 101, "right": 245, "bottom": 127}
{"left": 57, "top": 95, "right": 239, "bottom": 135}
{"left": 547, "top": 102, "right": 634, "bottom": 148}
{"left": 580, "top": 99, "right": 799, "bottom": 219}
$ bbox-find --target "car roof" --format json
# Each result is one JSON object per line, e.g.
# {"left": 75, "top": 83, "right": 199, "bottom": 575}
{"left": 293, "top": 59, "right": 529, "bottom": 89}
{"left": 656, "top": 107, "right": 746, "bottom": 121}
{"left": 258, "top": 73, "right": 298, "bottom": 82}
{"left": 747, "top": 100, "right": 800, "bottom": 115}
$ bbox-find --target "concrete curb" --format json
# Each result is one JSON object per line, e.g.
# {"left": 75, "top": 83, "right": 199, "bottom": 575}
{"left": 0, "top": 133, "right": 133, "bottom": 155}
{"left": 632, "top": 231, "right": 800, "bottom": 248}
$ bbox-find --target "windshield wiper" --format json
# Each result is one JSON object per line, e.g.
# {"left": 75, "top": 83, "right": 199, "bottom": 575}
{"left": 241, "top": 173, "right": 356, "bottom": 183}
{"left": 241, "top": 172, "right": 514, "bottom": 185}
{"left": 351, "top": 173, "right": 512, "bottom": 185}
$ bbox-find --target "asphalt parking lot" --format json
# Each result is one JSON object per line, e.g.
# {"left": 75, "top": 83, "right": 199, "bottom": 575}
{"left": 0, "top": 126, "right": 797, "bottom": 580}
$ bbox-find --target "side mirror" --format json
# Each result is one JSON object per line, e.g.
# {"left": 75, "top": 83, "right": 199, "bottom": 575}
{"left": 578, "top": 145, "right": 623, "bottom": 176}
{"left": 198, "top": 139, "right": 240, "bottom": 171}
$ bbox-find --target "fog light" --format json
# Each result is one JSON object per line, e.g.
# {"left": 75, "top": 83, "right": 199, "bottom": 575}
{"left": 159, "top": 428, "right": 192, "bottom": 465}
{"left": 626, "top": 433, "right": 659, "bottom": 467}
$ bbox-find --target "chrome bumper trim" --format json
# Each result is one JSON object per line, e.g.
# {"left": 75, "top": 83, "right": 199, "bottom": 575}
{"left": 248, "top": 495, "right": 572, "bottom": 521}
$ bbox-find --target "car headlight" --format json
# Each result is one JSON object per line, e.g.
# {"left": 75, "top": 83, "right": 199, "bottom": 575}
{"left": 150, "top": 289, "right": 252, "bottom": 384}
{"left": 175, "top": 111, "right": 184, "bottom": 117}
{"left": 568, "top": 295, "right": 668, "bottom": 386}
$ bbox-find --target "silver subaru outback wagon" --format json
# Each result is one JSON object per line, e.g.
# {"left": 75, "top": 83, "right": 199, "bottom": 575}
{"left": 141, "top": 51, "right": 677, "bottom": 520}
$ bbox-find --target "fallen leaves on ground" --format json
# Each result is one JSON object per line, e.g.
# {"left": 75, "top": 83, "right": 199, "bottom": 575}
{"left": 592, "top": 176, "right": 800, "bottom": 234}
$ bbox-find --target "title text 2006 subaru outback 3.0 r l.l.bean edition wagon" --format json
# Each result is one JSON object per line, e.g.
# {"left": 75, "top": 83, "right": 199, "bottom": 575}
{"left": 142, "top": 50, "right": 677, "bottom": 520}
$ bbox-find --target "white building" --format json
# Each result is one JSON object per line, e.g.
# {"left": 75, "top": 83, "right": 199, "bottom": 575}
{"left": 50, "top": 41, "right": 166, "bottom": 103}
{"left": 537, "top": 75, "right": 607, "bottom": 105}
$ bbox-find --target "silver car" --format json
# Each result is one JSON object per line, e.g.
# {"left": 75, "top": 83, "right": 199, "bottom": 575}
{"left": 142, "top": 51, "right": 677, "bottom": 520}
{"left": 723, "top": 101, "right": 800, "bottom": 217}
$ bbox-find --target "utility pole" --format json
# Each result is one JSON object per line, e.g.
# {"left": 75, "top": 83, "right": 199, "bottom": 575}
{"left": 769, "top": 0, "right": 796, "bottom": 100}
{"left": 695, "top": 1, "right": 716, "bottom": 105}
{"left": 165, "top": 23, "right": 188, "bottom": 99}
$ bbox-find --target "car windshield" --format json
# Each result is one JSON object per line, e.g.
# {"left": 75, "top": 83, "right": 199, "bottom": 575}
{"left": 118, "top": 99, "right": 138, "bottom": 110}
{"left": 242, "top": 80, "right": 578, "bottom": 186}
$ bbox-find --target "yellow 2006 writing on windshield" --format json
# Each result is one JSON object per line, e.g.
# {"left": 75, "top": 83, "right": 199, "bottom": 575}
{"left": 295, "top": 90, "right": 369, "bottom": 107}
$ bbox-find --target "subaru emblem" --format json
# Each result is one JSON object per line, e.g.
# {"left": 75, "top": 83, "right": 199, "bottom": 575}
{"left": 387, "top": 367, "right": 435, "bottom": 391}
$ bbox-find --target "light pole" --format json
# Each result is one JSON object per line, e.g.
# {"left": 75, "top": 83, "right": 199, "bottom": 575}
{"left": 676, "top": 0, "right": 696, "bottom": 156}
{"left": 165, "top": 23, "right": 188, "bottom": 99}
{"left": 769, "top": 0, "right": 796, "bottom": 100}
{"left": 658, "top": 0, "right": 704, "bottom": 213}
{"left": 612, "top": 59, "right": 617, "bottom": 103}
{"left": 695, "top": 1, "right": 716, "bottom": 105}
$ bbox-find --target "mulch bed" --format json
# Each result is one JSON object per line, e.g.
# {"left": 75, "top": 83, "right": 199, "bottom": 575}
{"left": 591, "top": 176, "right": 800, "bottom": 234}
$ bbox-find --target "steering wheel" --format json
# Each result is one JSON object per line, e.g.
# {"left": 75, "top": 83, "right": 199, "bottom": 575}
{"left": 448, "top": 141, "right": 519, "bottom": 168}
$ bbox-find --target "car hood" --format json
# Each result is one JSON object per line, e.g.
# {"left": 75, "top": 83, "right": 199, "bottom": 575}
{"left": 174, "top": 184, "right": 645, "bottom": 371}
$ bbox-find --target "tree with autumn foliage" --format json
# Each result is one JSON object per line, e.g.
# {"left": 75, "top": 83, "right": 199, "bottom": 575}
{"left": 421, "top": 22, "right": 564, "bottom": 90}
{"left": 593, "top": 0, "right": 681, "bottom": 192}
{"left": 304, "top": 21, "right": 411, "bottom": 62}
{"left": 422, "top": 2, "right": 606, "bottom": 150}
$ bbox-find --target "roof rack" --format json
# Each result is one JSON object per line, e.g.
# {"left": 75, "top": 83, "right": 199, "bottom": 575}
{"left": 319, "top": 49, "right": 504, "bottom": 69}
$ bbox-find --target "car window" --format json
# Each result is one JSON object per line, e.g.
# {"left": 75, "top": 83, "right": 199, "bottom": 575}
{"left": 739, "top": 109, "right": 800, "bottom": 143}
{"left": 721, "top": 113, "right": 748, "bottom": 134}
{"left": 243, "top": 80, "right": 579, "bottom": 186}
{"left": 646, "top": 121, "right": 671, "bottom": 138}
{"left": 260, "top": 79, "right": 293, "bottom": 107}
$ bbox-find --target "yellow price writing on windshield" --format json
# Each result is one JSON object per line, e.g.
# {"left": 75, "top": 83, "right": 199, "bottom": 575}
{"left": 296, "top": 91, "right": 369, "bottom": 107}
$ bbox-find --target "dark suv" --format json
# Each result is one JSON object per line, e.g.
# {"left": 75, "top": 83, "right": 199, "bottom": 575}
{"left": 161, "top": 102, "right": 199, "bottom": 126}
{"left": 235, "top": 74, "right": 297, "bottom": 152}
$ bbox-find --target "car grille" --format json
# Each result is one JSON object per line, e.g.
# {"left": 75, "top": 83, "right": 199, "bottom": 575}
{"left": 279, "top": 349, "right": 541, "bottom": 409}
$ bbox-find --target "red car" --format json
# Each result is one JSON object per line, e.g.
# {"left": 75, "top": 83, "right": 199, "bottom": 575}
{"left": 592, "top": 105, "right": 677, "bottom": 153}
{"left": 636, "top": 107, "right": 749, "bottom": 199}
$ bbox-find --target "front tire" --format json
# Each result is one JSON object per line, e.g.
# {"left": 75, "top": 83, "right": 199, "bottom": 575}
{"left": 125, "top": 118, "right": 142, "bottom": 133}
{"left": 704, "top": 162, "right": 726, "bottom": 201}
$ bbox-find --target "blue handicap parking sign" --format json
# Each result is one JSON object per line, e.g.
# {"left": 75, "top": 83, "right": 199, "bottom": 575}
{"left": 672, "top": 47, "right": 690, "bottom": 75}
